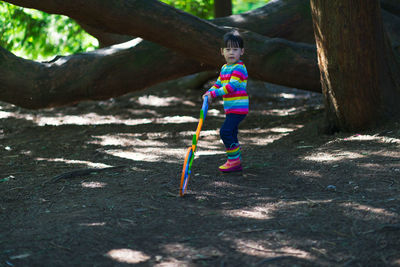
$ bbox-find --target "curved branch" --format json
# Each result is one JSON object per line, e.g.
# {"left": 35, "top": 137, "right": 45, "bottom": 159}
{"left": 0, "top": 41, "right": 210, "bottom": 109}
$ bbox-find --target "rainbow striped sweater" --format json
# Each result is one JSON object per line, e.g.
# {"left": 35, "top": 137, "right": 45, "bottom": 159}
{"left": 207, "top": 61, "right": 249, "bottom": 115}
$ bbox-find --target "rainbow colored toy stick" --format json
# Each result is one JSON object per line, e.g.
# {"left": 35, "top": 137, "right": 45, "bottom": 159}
{"left": 180, "top": 96, "right": 209, "bottom": 196}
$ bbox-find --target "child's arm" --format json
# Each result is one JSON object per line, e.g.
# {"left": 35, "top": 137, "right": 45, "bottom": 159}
{"left": 202, "top": 73, "right": 223, "bottom": 103}
{"left": 207, "top": 75, "right": 222, "bottom": 94}
{"left": 209, "top": 64, "right": 247, "bottom": 98}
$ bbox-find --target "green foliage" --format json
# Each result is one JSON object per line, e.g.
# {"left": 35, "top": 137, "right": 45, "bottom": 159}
{"left": 161, "top": 0, "right": 214, "bottom": 19}
{"left": 233, "top": 0, "right": 270, "bottom": 14}
{"left": 160, "top": 0, "right": 269, "bottom": 19}
{"left": 1, "top": 0, "right": 269, "bottom": 60}
{"left": 0, "top": 2, "right": 98, "bottom": 60}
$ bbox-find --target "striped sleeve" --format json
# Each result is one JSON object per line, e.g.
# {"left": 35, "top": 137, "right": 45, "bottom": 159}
{"left": 207, "top": 75, "right": 222, "bottom": 95}
{"left": 212, "top": 64, "right": 247, "bottom": 98}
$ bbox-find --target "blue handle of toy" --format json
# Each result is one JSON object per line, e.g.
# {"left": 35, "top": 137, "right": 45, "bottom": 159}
{"left": 202, "top": 95, "right": 209, "bottom": 119}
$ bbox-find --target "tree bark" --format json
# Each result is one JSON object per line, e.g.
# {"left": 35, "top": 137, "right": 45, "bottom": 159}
{"left": 310, "top": 0, "right": 400, "bottom": 132}
{"left": 0, "top": 41, "right": 212, "bottom": 109}
{"left": 214, "top": 0, "right": 232, "bottom": 18}
{"left": 77, "top": 22, "right": 133, "bottom": 48}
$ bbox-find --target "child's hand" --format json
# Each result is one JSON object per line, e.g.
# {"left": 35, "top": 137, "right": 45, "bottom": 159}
{"left": 202, "top": 92, "right": 212, "bottom": 104}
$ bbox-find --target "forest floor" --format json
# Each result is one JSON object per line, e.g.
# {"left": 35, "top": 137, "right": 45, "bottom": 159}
{"left": 0, "top": 79, "right": 400, "bottom": 267}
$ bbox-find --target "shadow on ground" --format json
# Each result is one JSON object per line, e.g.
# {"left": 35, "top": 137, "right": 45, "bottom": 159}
{"left": 1, "top": 81, "right": 399, "bottom": 266}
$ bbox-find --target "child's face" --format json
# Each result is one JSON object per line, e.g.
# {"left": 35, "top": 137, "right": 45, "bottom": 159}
{"left": 220, "top": 46, "right": 244, "bottom": 65}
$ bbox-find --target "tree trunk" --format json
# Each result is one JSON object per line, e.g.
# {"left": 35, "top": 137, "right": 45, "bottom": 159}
{"left": 310, "top": 0, "right": 400, "bottom": 132}
{"left": 214, "top": 0, "right": 232, "bottom": 18}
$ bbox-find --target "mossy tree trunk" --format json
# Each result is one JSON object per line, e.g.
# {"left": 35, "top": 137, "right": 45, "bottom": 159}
{"left": 310, "top": 0, "right": 400, "bottom": 132}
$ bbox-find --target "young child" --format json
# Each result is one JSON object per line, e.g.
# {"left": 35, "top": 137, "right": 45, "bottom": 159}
{"left": 202, "top": 30, "right": 249, "bottom": 173}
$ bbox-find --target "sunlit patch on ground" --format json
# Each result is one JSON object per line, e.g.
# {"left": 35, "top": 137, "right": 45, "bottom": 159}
{"left": 89, "top": 135, "right": 168, "bottom": 147}
{"left": 157, "top": 116, "right": 197, "bottom": 124}
{"left": 135, "top": 95, "right": 181, "bottom": 107}
{"left": 393, "top": 259, "right": 400, "bottom": 265}
{"left": 35, "top": 157, "right": 112, "bottom": 168}
{"left": 0, "top": 111, "right": 154, "bottom": 126}
{"left": 207, "top": 108, "right": 222, "bottom": 116}
{"left": 303, "top": 151, "right": 365, "bottom": 162}
{"left": 0, "top": 111, "right": 13, "bottom": 119}
{"left": 105, "top": 248, "right": 150, "bottom": 264}
{"left": 210, "top": 181, "right": 247, "bottom": 189}
{"left": 89, "top": 131, "right": 223, "bottom": 163}
{"left": 126, "top": 108, "right": 159, "bottom": 116}
{"left": 8, "top": 253, "right": 31, "bottom": 260}
{"left": 81, "top": 181, "right": 107, "bottom": 188}
{"left": 291, "top": 170, "right": 322, "bottom": 178}
{"left": 0, "top": 110, "right": 198, "bottom": 126}
{"left": 241, "top": 125, "right": 302, "bottom": 146}
{"left": 104, "top": 147, "right": 183, "bottom": 163}
{"left": 104, "top": 150, "right": 162, "bottom": 162}
{"left": 241, "top": 126, "right": 302, "bottom": 135}
{"left": 223, "top": 206, "right": 272, "bottom": 220}
{"left": 278, "top": 92, "right": 307, "bottom": 99}
{"left": 195, "top": 150, "right": 225, "bottom": 156}
{"left": 252, "top": 107, "right": 312, "bottom": 116}
{"left": 341, "top": 203, "right": 399, "bottom": 219}
{"left": 278, "top": 199, "right": 334, "bottom": 207}
{"left": 233, "top": 239, "right": 314, "bottom": 260}
{"left": 79, "top": 222, "right": 106, "bottom": 226}
{"left": 303, "top": 134, "right": 400, "bottom": 163}
{"left": 343, "top": 134, "right": 400, "bottom": 145}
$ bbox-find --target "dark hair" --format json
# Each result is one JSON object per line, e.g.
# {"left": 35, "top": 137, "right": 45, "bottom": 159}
{"left": 222, "top": 30, "right": 244, "bottom": 48}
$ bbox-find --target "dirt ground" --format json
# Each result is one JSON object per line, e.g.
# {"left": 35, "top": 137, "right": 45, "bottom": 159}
{"left": 1, "top": 79, "right": 400, "bottom": 266}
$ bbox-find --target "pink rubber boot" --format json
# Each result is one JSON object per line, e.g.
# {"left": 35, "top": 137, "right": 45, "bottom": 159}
{"left": 218, "top": 159, "right": 242, "bottom": 172}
